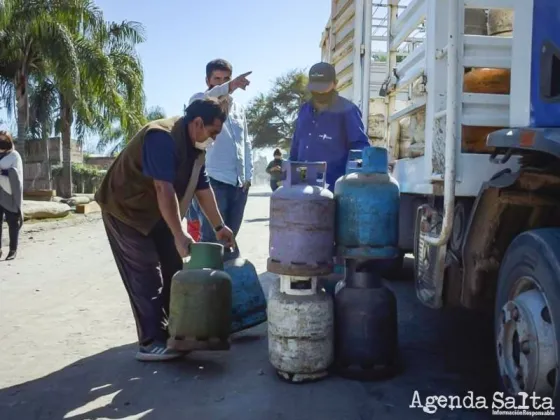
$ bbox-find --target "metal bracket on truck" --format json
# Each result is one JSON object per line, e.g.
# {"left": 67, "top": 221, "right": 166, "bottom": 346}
{"left": 414, "top": 204, "right": 447, "bottom": 309}
{"left": 462, "top": 170, "right": 560, "bottom": 310}
{"left": 459, "top": 127, "right": 560, "bottom": 310}
{"left": 486, "top": 127, "right": 560, "bottom": 158}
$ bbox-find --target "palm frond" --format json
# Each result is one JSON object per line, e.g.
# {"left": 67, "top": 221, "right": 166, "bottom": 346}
{"left": 106, "top": 20, "right": 145, "bottom": 47}
{"left": 32, "top": 16, "right": 80, "bottom": 100}
{"left": 28, "top": 77, "right": 58, "bottom": 139}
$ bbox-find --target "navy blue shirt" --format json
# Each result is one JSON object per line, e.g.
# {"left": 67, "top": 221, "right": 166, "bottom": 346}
{"left": 142, "top": 130, "right": 209, "bottom": 193}
{"left": 289, "top": 95, "right": 369, "bottom": 191}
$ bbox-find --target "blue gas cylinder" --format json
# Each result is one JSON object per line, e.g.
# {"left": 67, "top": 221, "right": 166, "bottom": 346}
{"left": 346, "top": 149, "right": 363, "bottom": 174}
{"left": 334, "top": 147, "right": 399, "bottom": 259}
{"left": 330, "top": 152, "right": 365, "bottom": 283}
{"left": 225, "top": 258, "right": 267, "bottom": 334}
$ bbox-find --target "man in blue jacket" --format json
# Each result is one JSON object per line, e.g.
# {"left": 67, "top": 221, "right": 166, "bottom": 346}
{"left": 290, "top": 62, "right": 369, "bottom": 191}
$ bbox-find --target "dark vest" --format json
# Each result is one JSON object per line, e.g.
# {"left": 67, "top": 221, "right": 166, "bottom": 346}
{"left": 95, "top": 117, "right": 205, "bottom": 235}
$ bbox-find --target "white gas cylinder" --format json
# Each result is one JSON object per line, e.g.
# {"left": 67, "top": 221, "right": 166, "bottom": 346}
{"left": 267, "top": 275, "right": 334, "bottom": 382}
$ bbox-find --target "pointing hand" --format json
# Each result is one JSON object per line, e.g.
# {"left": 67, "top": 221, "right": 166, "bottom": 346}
{"left": 229, "top": 71, "right": 252, "bottom": 93}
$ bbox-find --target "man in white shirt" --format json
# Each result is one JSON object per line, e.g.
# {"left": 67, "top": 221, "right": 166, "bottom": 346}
{"left": 190, "top": 59, "right": 253, "bottom": 261}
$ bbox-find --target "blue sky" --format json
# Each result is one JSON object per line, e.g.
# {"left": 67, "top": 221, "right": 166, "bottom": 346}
{"left": 97, "top": 0, "right": 330, "bottom": 112}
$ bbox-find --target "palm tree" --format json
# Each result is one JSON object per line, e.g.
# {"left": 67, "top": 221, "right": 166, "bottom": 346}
{"left": 48, "top": 0, "right": 107, "bottom": 197}
{"left": 36, "top": 15, "right": 146, "bottom": 197}
{"left": 0, "top": 0, "right": 13, "bottom": 33}
{"left": 1, "top": 2, "right": 149, "bottom": 196}
{"left": 0, "top": 0, "right": 83, "bottom": 163}
{"left": 56, "top": 20, "right": 146, "bottom": 194}
{"left": 102, "top": 21, "right": 147, "bottom": 139}
{"left": 28, "top": 78, "right": 58, "bottom": 189}
{"left": 97, "top": 105, "right": 167, "bottom": 156}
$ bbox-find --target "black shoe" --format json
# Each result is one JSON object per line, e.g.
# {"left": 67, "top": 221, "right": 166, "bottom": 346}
{"left": 6, "top": 250, "right": 16, "bottom": 260}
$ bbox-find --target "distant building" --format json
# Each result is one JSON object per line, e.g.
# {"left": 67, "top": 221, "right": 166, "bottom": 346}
{"left": 16, "top": 136, "right": 83, "bottom": 191}
{"left": 84, "top": 155, "right": 115, "bottom": 170}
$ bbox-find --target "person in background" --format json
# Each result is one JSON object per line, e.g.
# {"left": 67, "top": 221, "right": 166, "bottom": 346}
{"left": 289, "top": 62, "right": 370, "bottom": 192}
{"left": 95, "top": 98, "right": 234, "bottom": 362}
{"left": 266, "top": 148, "right": 284, "bottom": 191}
{"left": 190, "top": 59, "right": 253, "bottom": 261}
{"left": 0, "top": 131, "right": 23, "bottom": 260}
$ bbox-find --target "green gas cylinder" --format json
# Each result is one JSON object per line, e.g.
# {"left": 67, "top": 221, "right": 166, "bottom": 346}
{"left": 167, "top": 242, "right": 232, "bottom": 351}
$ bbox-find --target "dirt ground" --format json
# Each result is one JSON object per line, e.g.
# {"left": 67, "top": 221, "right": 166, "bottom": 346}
{"left": 0, "top": 186, "right": 497, "bottom": 419}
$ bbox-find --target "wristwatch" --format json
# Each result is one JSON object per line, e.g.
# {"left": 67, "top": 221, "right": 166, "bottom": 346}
{"left": 214, "top": 224, "right": 224, "bottom": 233}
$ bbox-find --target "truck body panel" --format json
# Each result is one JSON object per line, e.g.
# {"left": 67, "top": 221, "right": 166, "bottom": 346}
{"left": 487, "top": 128, "right": 560, "bottom": 158}
{"left": 321, "top": 0, "right": 537, "bottom": 197}
{"left": 320, "top": 0, "right": 409, "bottom": 147}
{"left": 529, "top": 0, "right": 560, "bottom": 127}
{"left": 320, "top": 0, "right": 560, "bottom": 401}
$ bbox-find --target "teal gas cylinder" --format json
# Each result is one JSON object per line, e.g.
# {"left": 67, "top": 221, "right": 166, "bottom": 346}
{"left": 334, "top": 147, "right": 400, "bottom": 260}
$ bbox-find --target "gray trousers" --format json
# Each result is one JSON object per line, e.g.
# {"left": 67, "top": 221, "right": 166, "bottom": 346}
{"left": 102, "top": 212, "right": 182, "bottom": 346}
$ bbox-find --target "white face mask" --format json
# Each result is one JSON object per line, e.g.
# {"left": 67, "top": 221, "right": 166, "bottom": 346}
{"left": 195, "top": 138, "right": 214, "bottom": 150}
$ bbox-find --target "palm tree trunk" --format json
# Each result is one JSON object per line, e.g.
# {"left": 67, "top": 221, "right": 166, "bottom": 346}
{"left": 15, "top": 72, "right": 28, "bottom": 165}
{"left": 42, "top": 125, "right": 52, "bottom": 189}
{"left": 60, "top": 97, "right": 73, "bottom": 198}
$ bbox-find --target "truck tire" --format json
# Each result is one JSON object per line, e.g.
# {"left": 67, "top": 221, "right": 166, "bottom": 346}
{"left": 495, "top": 228, "right": 560, "bottom": 403}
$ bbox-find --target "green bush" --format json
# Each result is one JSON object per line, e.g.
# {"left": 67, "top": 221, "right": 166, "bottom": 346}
{"left": 51, "top": 163, "right": 106, "bottom": 194}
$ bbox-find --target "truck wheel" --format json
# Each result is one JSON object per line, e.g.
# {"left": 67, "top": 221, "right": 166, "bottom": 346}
{"left": 495, "top": 228, "right": 560, "bottom": 401}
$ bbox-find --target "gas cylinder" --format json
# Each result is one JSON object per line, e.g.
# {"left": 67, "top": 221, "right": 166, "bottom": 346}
{"left": 167, "top": 242, "right": 232, "bottom": 351}
{"left": 346, "top": 149, "right": 363, "bottom": 174}
{"left": 334, "top": 266, "right": 398, "bottom": 380}
{"left": 322, "top": 151, "right": 364, "bottom": 294}
{"left": 334, "top": 146, "right": 400, "bottom": 260}
{"left": 225, "top": 258, "right": 267, "bottom": 334}
{"left": 318, "top": 270, "right": 344, "bottom": 297}
{"left": 268, "top": 161, "right": 335, "bottom": 276}
{"left": 267, "top": 276, "right": 334, "bottom": 382}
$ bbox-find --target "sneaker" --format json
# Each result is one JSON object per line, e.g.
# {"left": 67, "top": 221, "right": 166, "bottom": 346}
{"left": 135, "top": 342, "right": 183, "bottom": 362}
{"left": 6, "top": 250, "right": 16, "bottom": 260}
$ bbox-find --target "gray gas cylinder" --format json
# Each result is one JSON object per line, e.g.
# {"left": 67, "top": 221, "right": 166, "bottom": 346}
{"left": 267, "top": 275, "right": 334, "bottom": 383}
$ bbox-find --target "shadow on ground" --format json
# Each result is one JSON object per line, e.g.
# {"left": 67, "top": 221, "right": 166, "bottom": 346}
{"left": 244, "top": 217, "right": 270, "bottom": 224}
{"left": 248, "top": 191, "right": 272, "bottom": 198}
{"left": 0, "top": 264, "right": 497, "bottom": 420}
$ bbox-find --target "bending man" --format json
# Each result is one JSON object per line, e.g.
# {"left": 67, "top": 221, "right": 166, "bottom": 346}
{"left": 95, "top": 98, "right": 234, "bottom": 362}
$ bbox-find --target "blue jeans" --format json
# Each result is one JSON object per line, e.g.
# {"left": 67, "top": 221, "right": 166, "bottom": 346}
{"left": 196, "top": 178, "right": 248, "bottom": 261}
{"left": 270, "top": 179, "right": 280, "bottom": 191}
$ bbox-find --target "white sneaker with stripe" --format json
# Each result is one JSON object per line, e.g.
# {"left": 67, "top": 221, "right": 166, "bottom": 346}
{"left": 135, "top": 342, "right": 183, "bottom": 361}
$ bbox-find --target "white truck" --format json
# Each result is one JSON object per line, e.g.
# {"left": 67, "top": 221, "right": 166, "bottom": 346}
{"left": 321, "top": 0, "right": 560, "bottom": 403}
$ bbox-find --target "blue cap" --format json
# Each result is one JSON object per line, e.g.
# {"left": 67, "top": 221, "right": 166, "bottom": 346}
{"left": 307, "top": 62, "right": 336, "bottom": 92}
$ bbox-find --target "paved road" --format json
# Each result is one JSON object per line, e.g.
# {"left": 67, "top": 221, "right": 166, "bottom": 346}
{"left": 0, "top": 186, "right": 496, "bottom": 419}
